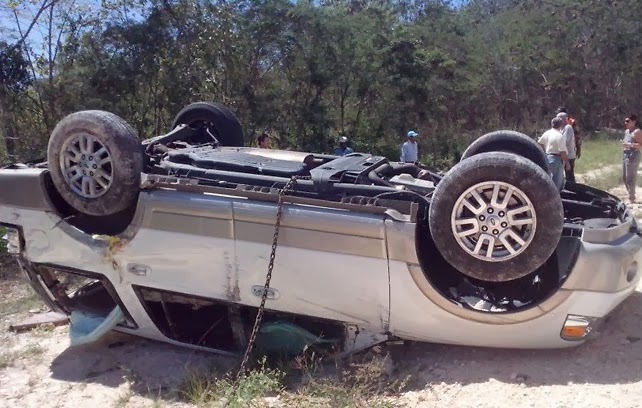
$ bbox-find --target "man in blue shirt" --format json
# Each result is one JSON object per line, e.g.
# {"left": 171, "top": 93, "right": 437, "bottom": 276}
{"left": 335, "top": 136, "right": 353, "bottom": 156}
{"left": 400, "top": 130, "right": 419, "bottom": 163}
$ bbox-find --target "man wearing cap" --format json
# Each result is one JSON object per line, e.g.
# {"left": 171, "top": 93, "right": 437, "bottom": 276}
{"left": 335, "top": 136, "right": 353, "bottom": 156}
{"left": 556, "top": 111, "right": 577, "bottom": 182}
{"left": 400, "top": 130, "right": 419, "bottom": 163}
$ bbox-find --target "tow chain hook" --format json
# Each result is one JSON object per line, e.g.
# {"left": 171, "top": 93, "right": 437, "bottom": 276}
{"left": 235, "top": 175, "right": 311, "bottom": 380}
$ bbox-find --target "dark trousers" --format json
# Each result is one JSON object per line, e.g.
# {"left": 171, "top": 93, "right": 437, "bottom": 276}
{"left": 565, "top": 158, "right": 575, "bottom": 183}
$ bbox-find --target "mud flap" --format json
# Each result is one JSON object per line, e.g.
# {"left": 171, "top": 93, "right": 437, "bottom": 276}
{"left": 69, "top": 306, "right": 124, "bottom": 346}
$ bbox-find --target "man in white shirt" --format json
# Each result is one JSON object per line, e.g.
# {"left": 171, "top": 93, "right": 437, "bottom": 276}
{"left": 556, "top": 111, "right": 577, "bottom": 182}
{"left": 400, "top": 130, "right": 419, "bottom": 163}
{"left": 538, "top": 116, "right": 571, "bottom": 192}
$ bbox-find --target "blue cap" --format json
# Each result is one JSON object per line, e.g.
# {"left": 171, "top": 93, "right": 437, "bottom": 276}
{"left": 407, "top": 130, "right": 419, "bottom": 138}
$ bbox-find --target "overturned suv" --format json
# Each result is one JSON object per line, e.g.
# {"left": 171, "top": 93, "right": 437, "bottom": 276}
{"left": 1, "top": 102, "right": 640, "bottom": 357}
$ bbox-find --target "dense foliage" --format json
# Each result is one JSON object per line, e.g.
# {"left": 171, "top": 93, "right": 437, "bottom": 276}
{"left": 1, "top": 0, "right": 641, "bottom": 168}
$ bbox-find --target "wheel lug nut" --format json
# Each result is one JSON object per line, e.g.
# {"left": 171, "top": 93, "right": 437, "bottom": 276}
{"left": 501, "top": 222, "right": 508, "bottom": 228}
{"left": 493, "top": 229, "right": 499, "bottom": 235}
{"left": 83, "top": 170, "right": 87, "bottom": 175}
{"left": 481, "top": 226, "right": 488, "bottom": 232}
{"left": 90, "top": 171, "right": 94, "bottom": 176}
{"left": 89, "top": 156, "right": 93, "bottom": 160}
{"left": 487, "top": 208, "right": 494, "bottom": 214}
{"left": 479, "top": 215, "right": 485, "bottom": 221}
{"left": 93, "top": 164, "right": 97, "bottom": 169}
{"left": 498, "top": 211, "right": 505, "bottom": 217}
{"left": 81, "top": 155, "right": 86, "bottom": 159}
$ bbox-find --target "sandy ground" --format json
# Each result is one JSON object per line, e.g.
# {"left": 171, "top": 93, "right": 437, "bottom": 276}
{"left": 575, "top": 164, "right": 620, "bottom": 185}
{"left": 2, "top": 276, "right": 642, "bottom": 408}
{"left": 2, "top": 178, "right": 642, "bottom": 408}
{"left": 577, "top": 167, "right": 642, "bottom": 218}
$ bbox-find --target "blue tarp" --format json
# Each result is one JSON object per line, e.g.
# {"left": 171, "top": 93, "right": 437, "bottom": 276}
{"left": 69, "top": 306, "right": 124, "bottom": 346}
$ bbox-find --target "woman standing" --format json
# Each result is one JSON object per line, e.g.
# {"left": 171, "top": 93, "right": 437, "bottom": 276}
{"left": 622, "top": 114, "right": 642, "bottom": 203}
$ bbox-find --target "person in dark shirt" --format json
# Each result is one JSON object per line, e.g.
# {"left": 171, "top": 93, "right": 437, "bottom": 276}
{"left": 257, "top": 133, "right": 271, "bottom": 149}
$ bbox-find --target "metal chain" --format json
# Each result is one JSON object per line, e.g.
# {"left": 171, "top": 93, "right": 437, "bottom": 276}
{"left": 235, "top": 175, "right": 309, "bottom": 379}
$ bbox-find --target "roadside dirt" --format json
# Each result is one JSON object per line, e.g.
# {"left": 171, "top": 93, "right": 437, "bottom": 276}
{"left": 609, "top": 185, "right": 642, "bottom": 218}
{"left": 0, "top": 276, "right": 217, "bottom": 408}
{"left": 575, "top": 164, "right": 642, "bottom": 217}
{"left": 575, "top": 163, "right": 620, "bottom": 185}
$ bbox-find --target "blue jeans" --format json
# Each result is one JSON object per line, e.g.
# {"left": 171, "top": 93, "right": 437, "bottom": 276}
{"left": 547, "top": 154, "right": 565, "bottom": 192}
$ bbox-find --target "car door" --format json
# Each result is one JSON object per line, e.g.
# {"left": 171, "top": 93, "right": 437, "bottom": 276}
{"left": 232, "top": 199, "right": 391, "bottom": 331}
{"left": 116, "top": 189, "right": 240, "bottom": 301}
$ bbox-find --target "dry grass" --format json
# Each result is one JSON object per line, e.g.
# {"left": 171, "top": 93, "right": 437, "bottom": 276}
{"left": 0, "top": 282, "right": 45, "bottom": 320}
{"left": 282, "top": 353, "right": 410, "bottom": 408}
{"left": 574, "top": 139, "right": 630, "bottom": 191}
{"left": 178, "top": 356, "right": 285, "bottom": 407}
{"left": 177, "top": 352, "right": 410, "bottom": 408}
{"left": 574, "top": 139, "right": 622, "bottom": 175}
{"left": 0, "top": 342, "right": 46, "bottom": 369}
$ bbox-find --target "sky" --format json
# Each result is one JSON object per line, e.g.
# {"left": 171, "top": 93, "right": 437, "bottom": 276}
{"left": 0, "top": 0, "right": 138, "bottom": 48}
{"left": 0, "top": 0, "right": 470, "bottom": 53}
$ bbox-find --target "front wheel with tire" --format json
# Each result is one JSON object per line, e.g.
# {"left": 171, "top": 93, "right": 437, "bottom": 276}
{"left": 47, "top": 110, "right": 143, "bottom": 217}
{"left": 428, "top": 151, "right": 563, "bottom": 282}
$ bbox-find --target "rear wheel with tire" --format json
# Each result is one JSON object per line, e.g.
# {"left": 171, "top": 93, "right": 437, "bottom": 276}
{"left": 172, "top": 102, "right": 244, "bottom": 147}
{"left": 47, "top": 110, "right": 143, "bottom": 217}
{"left": 428, "top": 151, "right": 563, "bottom": 282}
{"left": 460, "top": 130, "right": 549, "bottom": 173}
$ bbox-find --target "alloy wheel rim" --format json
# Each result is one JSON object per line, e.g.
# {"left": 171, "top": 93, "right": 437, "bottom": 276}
{"left": 451, "top": 181, "right": 537, "bottom": 262}
{"left": 59, "top": 133, "right": 113, "bottom": 198}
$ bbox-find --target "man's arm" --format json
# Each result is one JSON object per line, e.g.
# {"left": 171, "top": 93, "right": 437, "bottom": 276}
{"left": 561, "top": 151, "right": 571, "bottom": 170}
{"left": 558, "top": 138, "right": 571, "bottom": 170}
{"left": 563, "top": 125, "right": 575, "bottom": 155}
{"left": 632, "top": 129, "right": 642, "bottom": 150}
{"left": 400, "top": 143, "right": 406, "bottom": 162}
